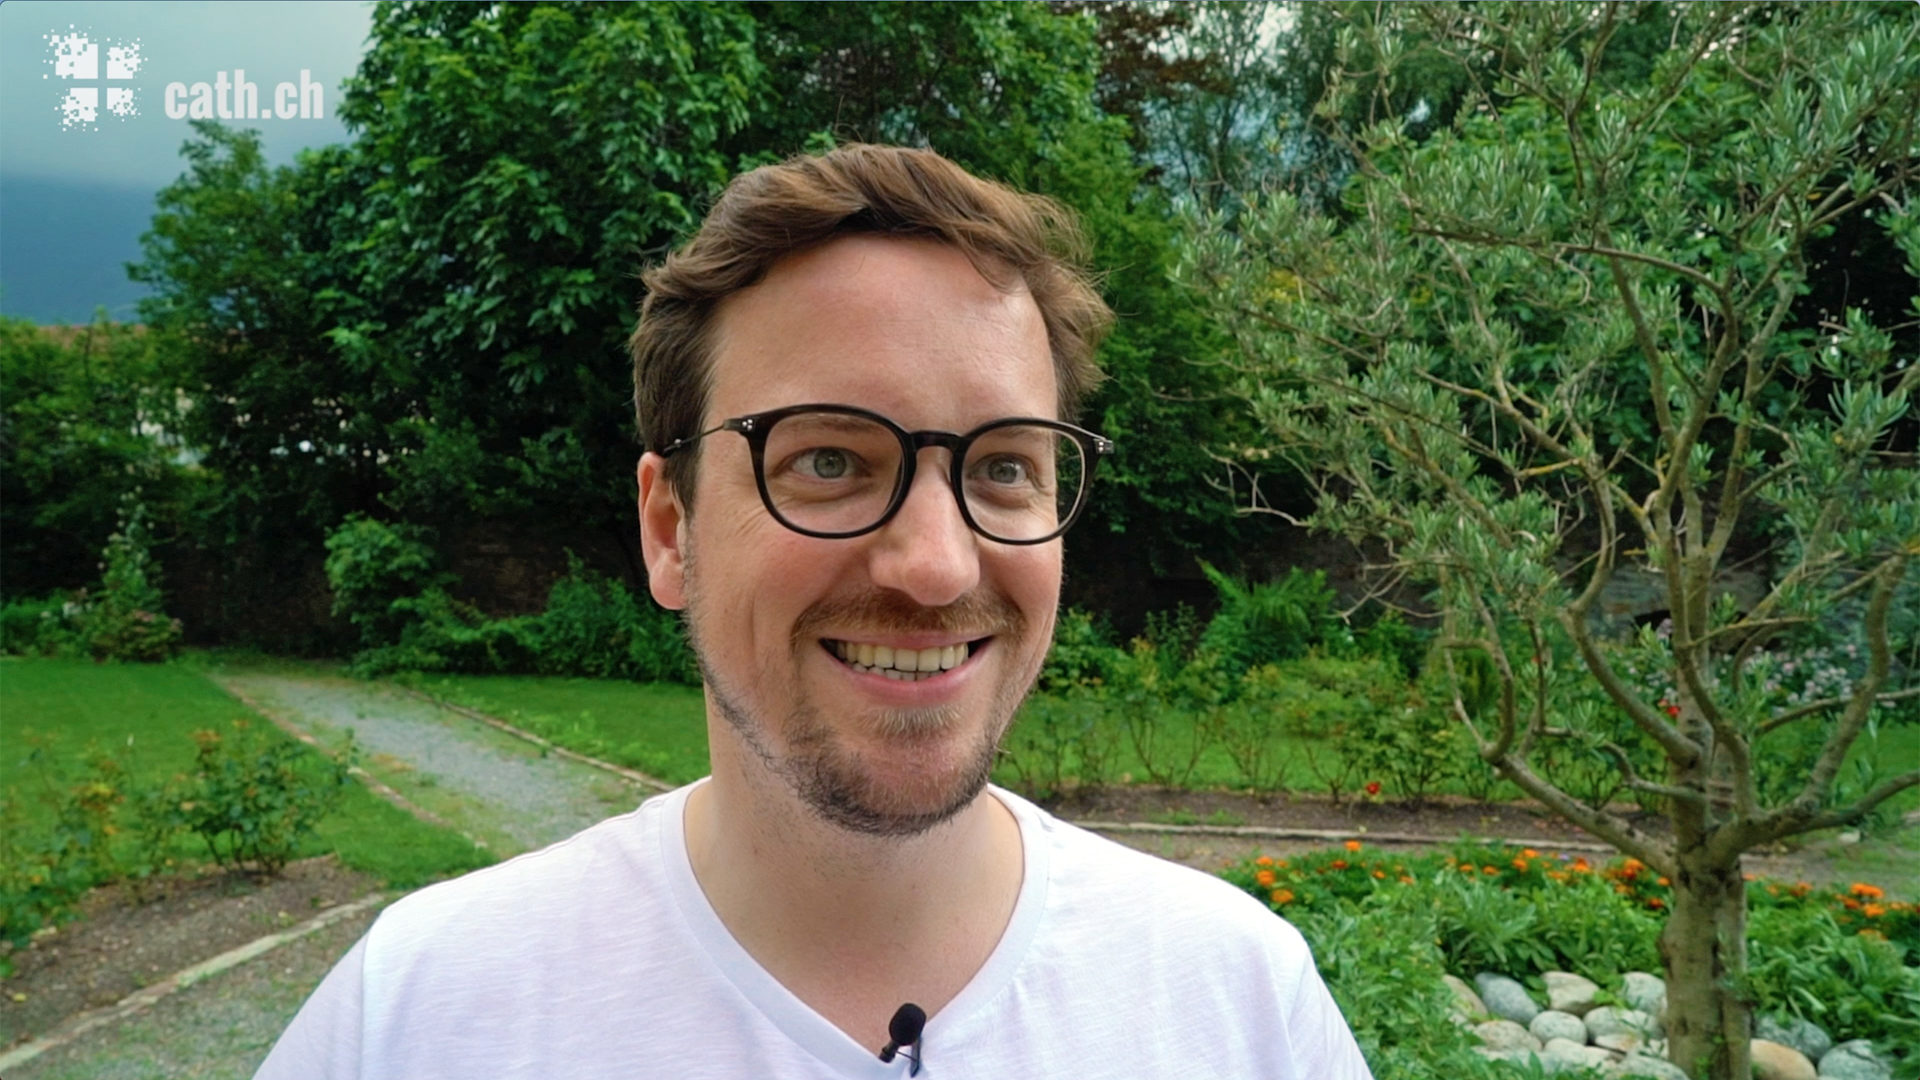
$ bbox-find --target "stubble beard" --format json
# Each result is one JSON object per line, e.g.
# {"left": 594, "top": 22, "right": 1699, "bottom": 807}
{"left": 683, "top": 547, "right": 1038, "bottom": 838}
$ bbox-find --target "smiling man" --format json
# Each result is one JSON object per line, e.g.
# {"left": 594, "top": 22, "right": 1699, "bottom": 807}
{"left": 256, "top": 145, "right": 1373, "bottom": 1079}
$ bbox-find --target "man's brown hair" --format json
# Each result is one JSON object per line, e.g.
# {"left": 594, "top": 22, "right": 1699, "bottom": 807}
{"left": 630, "top": 143, "right": 1112, "bottom": 506}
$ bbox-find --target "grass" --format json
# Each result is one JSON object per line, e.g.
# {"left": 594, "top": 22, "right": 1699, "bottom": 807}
{"left": 391, "top": 671, "right": 711, "bottom": 785}
{"left": 1, "top": 656, "right": 491, "bottom": 889}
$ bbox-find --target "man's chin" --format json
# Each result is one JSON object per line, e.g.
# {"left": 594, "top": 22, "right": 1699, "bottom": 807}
{"left": 793, "top": 741, "right": 996, "bottom": 838}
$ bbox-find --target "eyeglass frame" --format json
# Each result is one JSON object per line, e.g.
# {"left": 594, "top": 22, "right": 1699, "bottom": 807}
{"left": 656, "top": 403, "right": 1114, "bottom": 545}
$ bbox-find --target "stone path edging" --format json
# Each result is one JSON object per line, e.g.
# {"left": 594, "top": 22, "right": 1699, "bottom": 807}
{"left": 1075, "top": 820, "right": 1619, "bottom": 853}
{"left": 0, "top": 892, "right": 387, "bottom": 1072}
{"left": 387, "top": 683, "right": 674, "bottom": 794}
{"left": 210, "top": 678, "right": 492, "bottom": 851}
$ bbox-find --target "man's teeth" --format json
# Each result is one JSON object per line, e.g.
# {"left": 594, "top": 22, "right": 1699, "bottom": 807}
{"left": 829, "top": 640, "right": 971, "bottom": 681}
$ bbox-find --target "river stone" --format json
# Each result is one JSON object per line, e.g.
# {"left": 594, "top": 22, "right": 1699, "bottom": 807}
{"left": 1752, "top": 1039, "right": 1818, "bottom": 1080}
{"left": 1819, "top": 1040, "right": 1891, "bottom": 1080}
{"left": 1545, "top": 971, "right": 1603, "bottom": 1016}
{"left": 1622, "top": 971, "right": 1668, "bottom": 1017}
{"left": 1444, "top": 973, "right": 1490, "bottom": 1021}
{"left": 1475, "top": 972, "right": 1543, "bottom": 1024}
{"left": 1596, "top": 1031, "right": 1648, "bottom": 1055}
{"left": 1477, "top": 1019, "right": 1545, "bottom": 1053}
{"left": 1757, "top": 1016, "right": 1833, "bottom": 1062}
{"left": 1543, "top": 1038, "right": 1614, "bottom": 1072}
{"left": 1588, "top": 1006, "right": 1662, "bottom": 1040}
{"left": 1531, "top": 1010, "right": 1590, "bottom": 1045}
{"left": 1612, "top": 1054, "right": 1691, "bottom": 1080}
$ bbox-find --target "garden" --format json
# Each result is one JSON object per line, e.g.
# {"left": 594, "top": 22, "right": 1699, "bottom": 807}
{"left": 3, "top": 3, "right": 1918, "bottom": 1079}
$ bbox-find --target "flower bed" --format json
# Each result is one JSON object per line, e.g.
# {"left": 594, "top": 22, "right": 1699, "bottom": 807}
{"left": 1218, "top": 842, "right": 1918, "bottom": 1077}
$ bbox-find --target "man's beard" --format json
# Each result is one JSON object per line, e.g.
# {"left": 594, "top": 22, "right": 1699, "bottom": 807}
{"left": 683, "top": 551, "right": 1037, "bottom": 838}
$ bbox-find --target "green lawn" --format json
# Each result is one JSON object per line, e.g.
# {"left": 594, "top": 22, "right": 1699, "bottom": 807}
{"left": 394, "top": 672, "right": 712, "bottom": 785}
{"left": 1, "top": 657, "right": 491, "bottom": 889}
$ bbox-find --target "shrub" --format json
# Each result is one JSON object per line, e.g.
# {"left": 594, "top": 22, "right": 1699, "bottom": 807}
{"left": 0, "top": 594, "right": 83, "bottom": 657}
{"left": 349, "top": 553, "right": 697, "bottom": 685}
{"left": 999, "top": 692, "right": 1123, "bottom": 798}
{"left": 174, "top": 720, "right": 354, "bottom": 875}
{"left": 1197, "top": 563, "right": 1354, "bottom": 675}
{"left": 1036, "top": 607, "right": 1126, "bottom": 694}
{"left": 323, "top": 515, "right": 450, "bottom": 646}
{"left": 81, "top": 498, "right": 183, "bottom": 662}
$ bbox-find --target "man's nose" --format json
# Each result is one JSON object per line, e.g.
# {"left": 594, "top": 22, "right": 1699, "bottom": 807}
{"left": 866, "top": 451, "right": 980, "bottom": 607}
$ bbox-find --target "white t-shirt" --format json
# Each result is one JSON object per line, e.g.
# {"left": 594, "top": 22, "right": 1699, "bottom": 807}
{"left": 256, "top": 783, "right": 1374, "bottom": 1079}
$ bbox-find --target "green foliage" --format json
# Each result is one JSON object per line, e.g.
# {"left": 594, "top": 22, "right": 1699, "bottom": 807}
{"left": 0, "top": 316, "right": 184, "bottom": 601}
{"left": 323, "top": 515, "right": 449, "bottom": 646}
{"left": 80, "top": 497, "right": 185, "bottom": 662}
{"left": 0, "top": 594, "right": 84, "bottom": 657}
{"left": 0, "top": 745, "right": 131, "bottom": 967}
{"left": 1747, "top": 902, "right": 1920, "bottom": 1061}
{"left": 349, "top": 554, "right": 697, "bottom": 685}
{"left": 1198, "top": 563, "right": 1354, "bottom": 675}
{"left": 174, "top": 721, "right": 354, "bottom": 876}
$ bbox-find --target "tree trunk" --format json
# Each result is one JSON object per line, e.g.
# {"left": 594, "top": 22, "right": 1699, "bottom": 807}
{"left": 1661, "top": 853, "right": 1751, "bottom": 1080}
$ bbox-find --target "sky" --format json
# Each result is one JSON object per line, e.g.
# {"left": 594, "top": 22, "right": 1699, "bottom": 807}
{"left": 0, "top": 0, "right": 373, "bottom": 322}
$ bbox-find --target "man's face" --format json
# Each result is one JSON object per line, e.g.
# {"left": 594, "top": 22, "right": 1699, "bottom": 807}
{"left": 641, "top": 235, "right": 1062, "bottom": 836}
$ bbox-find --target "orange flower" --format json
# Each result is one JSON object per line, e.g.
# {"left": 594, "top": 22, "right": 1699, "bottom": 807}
{"left": 1255, "top": 855, "right": 1274, "bottom": 867}
{"left": 1459, "top": 864, "right": 1476, "bottom": 875}
{"left": 1398, "top": 875, "right": 1414, "bottom": 885}
{"left": 1345, "top": 839, "right": 1363, "bottom": 852}
{"left": 1276, "top": 860, "right": 1289, "bottom": 869}
{"left": 1843, "top": 898, "right": 1861, "bottom": 910}
{"left": 1372, "top": 869, "right": 1386, "bottom": 879}
{"left": 1271, "top": 888, "right": 1295, "bottom": 905}
{"left": 1512, "top": 857, "right": 1531, "bottom": 871}
{"left": 1615, "top": 883, "right": 1632, "bottom": 895}
{"left": 1521, "top": 849, "right": 1539, "bottom": 859}
{"left": 1647, "top": 897, "right": 1665, "bottom": 910}
{"left": 1656, "top": 877, "right": 1670, "bottom": 887}
{"left": 1849, "top": 883, "right": 1885, "bottom": 900}
{"left": 1255, "top": 870, "right": 1277, "bottom": 887}
{"left": 1330, "top": 859, "right": 1349, "bottom": 871}
{"left": 1864, "top": 903, "right": 1887, "bottom": 918}
{"left": 1483, "top": 865, "right": 1499, "bottom": 875}
{"left": 1571, "top": 858, "right": 1591, "bottom": 874}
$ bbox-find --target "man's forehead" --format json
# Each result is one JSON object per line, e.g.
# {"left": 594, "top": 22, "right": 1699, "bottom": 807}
{"left": 703, "top": 234, "right": 1052, "bottom": 418}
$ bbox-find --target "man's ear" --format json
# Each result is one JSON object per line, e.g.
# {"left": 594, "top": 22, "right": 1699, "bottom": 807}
{"left": 637, "top": 452, "right": 687, "bottom": 610}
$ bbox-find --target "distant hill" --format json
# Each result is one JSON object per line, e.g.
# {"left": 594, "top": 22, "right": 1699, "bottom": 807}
{"left": 0, "top": 174, "right": 158, "bottom": 325}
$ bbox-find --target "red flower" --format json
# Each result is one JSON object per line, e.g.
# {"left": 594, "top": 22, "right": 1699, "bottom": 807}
{"left": 1364, "top": 781, "right": 1382, "bottom": 796}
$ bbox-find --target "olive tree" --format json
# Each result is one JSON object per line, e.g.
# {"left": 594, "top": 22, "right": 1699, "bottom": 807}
{"left": 1183, "top": 5, "right": 1918, "bottom": 1078}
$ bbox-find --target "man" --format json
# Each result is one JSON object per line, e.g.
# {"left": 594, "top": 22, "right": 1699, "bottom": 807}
{"left": 257, "top": 144, "right": 1374, "bottom": 1078}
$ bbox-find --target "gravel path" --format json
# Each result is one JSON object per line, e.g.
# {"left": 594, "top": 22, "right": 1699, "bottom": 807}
{"left": 212, "top": 670, "right": 643, "bottom": 854}
{"left": 8, "top": 904, "right": 381, "bottom": 1080}
{"left": 13, "top": 666, "right": 655, "bottom": 1079}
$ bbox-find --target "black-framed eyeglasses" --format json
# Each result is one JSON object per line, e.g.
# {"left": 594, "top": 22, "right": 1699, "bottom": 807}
{"left": 658, "top": 404, "right": 1114, "bottom": 545}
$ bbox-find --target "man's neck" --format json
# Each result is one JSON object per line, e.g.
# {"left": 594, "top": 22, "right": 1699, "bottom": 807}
{"left": 682, "top": 762, "right": 1025, "bottom": 1052}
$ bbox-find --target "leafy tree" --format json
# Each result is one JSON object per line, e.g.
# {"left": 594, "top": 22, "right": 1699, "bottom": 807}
{"left": 0, "top": 316, "right": 184, "bottom": 598}
{"left": 1184, "top": 5, "right": 1919, "bottom": 1078}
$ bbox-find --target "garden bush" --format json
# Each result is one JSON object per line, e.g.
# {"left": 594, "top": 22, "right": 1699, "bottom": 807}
{"left": 173, "top": 720, "right": 355, "bottom": 875}
{"left": 346, "top": 551, "right": 697, "bottom": 685}
{"left": 0, "top": 594, "right": 82, "bottom": 657}
{"left": 1197, "top": 563, "right": 1354, "bottom": 675}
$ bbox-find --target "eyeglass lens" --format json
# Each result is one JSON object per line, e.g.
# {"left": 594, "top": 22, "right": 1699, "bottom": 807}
{"left": 759, "top": 411, "right": 1086, "bottom": 541}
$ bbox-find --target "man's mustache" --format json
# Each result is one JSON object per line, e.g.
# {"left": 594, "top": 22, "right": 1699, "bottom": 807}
{"left": 790, "top": 589, "right": 1027, "bottom": 649}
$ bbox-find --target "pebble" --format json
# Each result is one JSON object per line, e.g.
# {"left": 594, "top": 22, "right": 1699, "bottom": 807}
{"left": 1476, "top": 1019, "right": 1544, "bottom": 1053}
{"left": 1587, "top": 1006, "right": 1661, "bottom": 1040}
{"left": 1622, "top": 971, "right": 1668, "bottom": 1017}
{"left": 1531, "top": 1009, "right": 1589, "bottom": 1045}
{"left": 1611, "top": 1054, "right": 1691, "bottom": 1080}
{"left": 1543, "top": 1037, "right": 1614, "bottom": 1071}
{"left": 1596, "top": 1031, "right": 1648, "bottom": 1055}
{"left": 1545, "top": 971, "right": 1601, "bottom": 1016}
{"left": 1443, "top": 973, "right": 1489, "bottom": 1022}
{"left": 1818, "top": 1040, "right": 1891, "bottom": 1080}
{"left": 1475, "top": 972, "right": 1543, "bottom": 1024}
{"left": 1752, "top": 1039, "right": 1818, "bottom": 1080}
{"left": 1757, "top": 1015, "right": 1832, "bottom": 1062}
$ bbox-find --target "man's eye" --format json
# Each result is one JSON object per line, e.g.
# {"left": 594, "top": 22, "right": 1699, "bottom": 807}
{"left": 794, "top": 447, "right": 858, "bottom": 480}
{"left": 976, "top": 455, "right": 1031, "bottom": 486}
